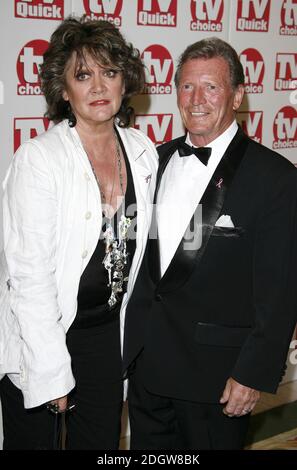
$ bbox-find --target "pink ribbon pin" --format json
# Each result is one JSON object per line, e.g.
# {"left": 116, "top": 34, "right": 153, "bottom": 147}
{"left": 145, "top": 174, "right": 152, "bottom": 183}
{"left": 216, "top": 178, "right": 223, "bottom": 189}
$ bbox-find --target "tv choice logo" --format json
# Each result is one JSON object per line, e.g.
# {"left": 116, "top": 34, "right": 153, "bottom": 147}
{"left": 137, "top": 0, "right": 177, "bottom": 27}
{"left": 290, "top": 83, "right": 297, "bottom": 104}
{"left": 237, "top": 111, "right": 263, "bottom": 143}
{"left": 190, "top": 0, "right": 224, "bottom": 32}
{"left": 17, "top": 40, "right": 49, "bottom": 96}
{"left": 240, "top": 48, "right": 264, "bottom": 94}
{"left": 275, "top": 53, "right": 297, "bottom": 91}
{"left": 15, "top": 0, "right": 64, "bottom": 20}
{"left": 83, "top": 0, "right": 122, "bottom": 25}
{"left": 141, "top": 45, "right": 173, "bottom": 95}
{"left": 14, "top": 118, "right": 51, "bottom": 152}
{"left": 273, "top": 106, "right": 297, "bottom": 150}
{"left": 134, "top": 114, "right": 173, "bottom": 145}
{"left": 280, "top": 0, "right": 297, "bottom": 35}
{"left": 236, "top": 0, "right": 270, "bottom": 32}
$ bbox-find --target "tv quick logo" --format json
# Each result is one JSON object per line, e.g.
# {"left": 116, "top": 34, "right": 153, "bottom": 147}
{"left": 273, "top": 106, "right": 297, "bottom": 150}
{"left": 134, "top": 114, "right": 173, "bottom": 144}
{"left": 275, "top": 53, "right": 297, "bottom": 91}
{"left": 236, "top": 0, "right": 270, "bottom": 32}
{"left": 190, "top": 0, "right": 224, "bottom": 32}
{"left": 240, "top": 48, "right": 264, "bottom": 94}
{"left": 237, "top": 111, "right": 263, "bottom": 143}
{"left": 14, "top": 118, "right": 51, "bottom": 152}
{"left": 15, "top": 0, "right": 64, "bottom": 19}
{"left": 83, "top": 0, "right": 123, "bottom": 25}
{"left": 280, "top": 0, "right": 297, "bottom": 35}
{"left": 141, "top": 45, "right": 173, "bottom": 94}
{"left": 17, "top": 40, "right": 49, "bottom": 96}
{"left": 137, "top": 0, "right": 177, "bottom": 27}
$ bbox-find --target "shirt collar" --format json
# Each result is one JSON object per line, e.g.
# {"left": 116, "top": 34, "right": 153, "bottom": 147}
{"left": 185, "top": 120, "right": 238, "bottom": 165}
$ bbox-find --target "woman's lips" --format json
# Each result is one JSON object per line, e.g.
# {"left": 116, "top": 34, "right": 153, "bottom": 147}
{"left": 89, "top": 100, "right": 110, "bottom": 106}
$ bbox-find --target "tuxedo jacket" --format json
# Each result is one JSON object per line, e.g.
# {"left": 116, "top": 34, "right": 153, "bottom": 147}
{"left": 123, "top": 127, "right": 297, "bottom": 403}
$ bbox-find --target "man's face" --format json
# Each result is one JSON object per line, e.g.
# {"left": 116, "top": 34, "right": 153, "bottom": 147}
{"left": 177, "top": 57, "right": 244, "bottom": 147}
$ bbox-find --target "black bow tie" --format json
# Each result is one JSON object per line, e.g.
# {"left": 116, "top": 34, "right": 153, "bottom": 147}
{"left": 177, "top": 141, "right": 212, "bottom": 165}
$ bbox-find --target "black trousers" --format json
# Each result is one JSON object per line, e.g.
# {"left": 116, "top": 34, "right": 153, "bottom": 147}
{"left": 128, "top": 353, "right": 250, "bottom": 450}
{"left": 0, "top": 319, "right": 123, "bottom": 450}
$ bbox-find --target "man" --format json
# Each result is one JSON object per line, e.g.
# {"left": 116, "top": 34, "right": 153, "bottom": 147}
{"left": 122, "top": 38, "right": 297, "bottom": 450}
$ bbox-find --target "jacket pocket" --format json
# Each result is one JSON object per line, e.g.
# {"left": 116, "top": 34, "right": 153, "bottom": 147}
{"left": 211, "top": 226, "right": 245, "bottom": 238}
{"left": 195, "top": 322, "right": 251, "bottom": 348}
{"left": 0, "top": 280, "right": 22, "bottom": 374}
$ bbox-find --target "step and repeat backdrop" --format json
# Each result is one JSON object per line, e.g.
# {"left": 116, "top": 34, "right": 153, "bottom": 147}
{"left": 0, "top": 1, "right": 296, "bottom": 206}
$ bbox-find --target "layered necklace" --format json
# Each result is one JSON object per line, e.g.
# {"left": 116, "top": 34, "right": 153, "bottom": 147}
{"left": 87, "top": 129, "right": 131, "bottom": 308}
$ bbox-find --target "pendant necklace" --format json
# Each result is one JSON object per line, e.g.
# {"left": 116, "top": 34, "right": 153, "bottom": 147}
{"left": 87, "top": 129, "right": 131, "bottom": 308}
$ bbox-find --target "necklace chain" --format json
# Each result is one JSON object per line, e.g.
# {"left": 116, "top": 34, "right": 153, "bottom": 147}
{"left": 87, "top": 129, "right": 124, "bottom": 219}
{"left": 82, "top": 127, "right": 131, "bottom": 308}
{"left": 115, "top": 131, "right": 124, "bottom": 198}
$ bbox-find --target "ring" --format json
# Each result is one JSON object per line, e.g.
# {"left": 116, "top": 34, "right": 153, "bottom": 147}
{"left": 243, "top": 409, "right": 250, "bottom": 414}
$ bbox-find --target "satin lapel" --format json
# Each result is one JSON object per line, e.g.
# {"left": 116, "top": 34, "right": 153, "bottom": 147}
{"left": 148, "top": 137, "right": 185, "bottom": 283}
{"left": 158, "top": 128, "right": 249, "bottom": 293}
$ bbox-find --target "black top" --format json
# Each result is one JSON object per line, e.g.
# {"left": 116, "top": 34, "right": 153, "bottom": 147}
{"left": 71, "top": 132, "right": 137, "bottom": 329}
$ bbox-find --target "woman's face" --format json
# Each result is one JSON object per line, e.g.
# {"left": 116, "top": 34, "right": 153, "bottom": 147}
{"left": 63, "top": 52, "right": 125, "bottom": 128}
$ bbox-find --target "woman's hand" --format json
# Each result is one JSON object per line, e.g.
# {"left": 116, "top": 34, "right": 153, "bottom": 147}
{"left": 49, "top": 395, "right": 68, "bottom": 413}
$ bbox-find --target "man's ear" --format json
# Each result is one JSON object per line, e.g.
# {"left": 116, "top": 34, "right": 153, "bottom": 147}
{"left": 233, "top": 85, "right": 244, "bottom": 111}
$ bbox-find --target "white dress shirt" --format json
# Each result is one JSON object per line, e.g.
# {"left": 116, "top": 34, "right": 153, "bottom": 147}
{"left": 157, "top": 120, "right": 238, "bottom": 277}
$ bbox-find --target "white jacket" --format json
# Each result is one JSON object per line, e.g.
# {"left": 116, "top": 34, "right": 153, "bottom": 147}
{"left": 0, "top": 120, "right": 158, "bottom": 408}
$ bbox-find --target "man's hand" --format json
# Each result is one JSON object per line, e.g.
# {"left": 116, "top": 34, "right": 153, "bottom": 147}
{"left": 220, "top": 377, "right": 260, "bottom": 417}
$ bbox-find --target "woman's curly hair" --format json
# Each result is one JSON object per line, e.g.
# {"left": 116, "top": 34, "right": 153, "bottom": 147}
{"left": 39, "top": 16, "right": 145, "bottom": 127}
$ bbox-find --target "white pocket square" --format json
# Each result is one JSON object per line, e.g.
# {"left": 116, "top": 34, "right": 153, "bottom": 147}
{"left": 215, "top": 214, "right": 234, "bottom": 228}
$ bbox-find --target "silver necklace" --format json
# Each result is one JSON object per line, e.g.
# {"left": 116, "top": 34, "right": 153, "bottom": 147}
{"left": 88, "top": 134, "right": 118, "bottom": 219}
{"left": 87, "top": 129, "right": 131, "bottom": 308}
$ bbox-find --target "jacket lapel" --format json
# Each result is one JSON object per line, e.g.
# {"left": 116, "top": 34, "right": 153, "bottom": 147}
{"left": 117, "top": 126, "right": 155, "bottom": 212}
{"left": 116, "top": 126, "right": 157, "bottom": 294}
{"left": 157, "top": 128, "right": 249, "bottom": 292}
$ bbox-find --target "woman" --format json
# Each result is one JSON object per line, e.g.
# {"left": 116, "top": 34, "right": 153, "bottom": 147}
{"left": 0, "top": 17, "right": 157, "bottom": 449}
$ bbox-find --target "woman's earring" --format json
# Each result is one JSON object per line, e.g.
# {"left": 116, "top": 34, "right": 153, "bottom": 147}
{"left": 67, "top": 103, "right": 76, "bottom": 128}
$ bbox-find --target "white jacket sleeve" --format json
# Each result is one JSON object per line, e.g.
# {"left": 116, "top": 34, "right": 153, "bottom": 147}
{"left": 3, "top": 141, "right": 75, "bottom": 408}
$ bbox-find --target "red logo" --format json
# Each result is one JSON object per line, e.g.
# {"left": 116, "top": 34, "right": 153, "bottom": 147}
{"left": 190, "top": 0, "right": 224, "bottom": 32}
{"left": 236, "top": 0, "right": 270, "bottom": 32}
{"left": 273, "top": 106, "right": 297, "bottom": 150}
{"left": 17, "top": 40, "right": 49, "bottom": 96}
{"left": 137, "top": 0, "right": 177, "bottom": 27}
{"left": 83, "top": 0, "right": 123, "bottom": 25}
{"left": 237, "top": 111, "right": 263, "bottom": 143}
{"left": 141, "top": 45, "right": 173, "bottom": 94}
{"left": 275, "top": 53, "right": 297, "bottom": 91}
{"left": 280, "top": 0, "right": 297, "bottom": 35}
{"left": 15, "top": 0, "right": 64, "bottom": 20}
{"left": 134, "top": 114, "right": 173, "bottom": 144}
{"left": 14, "top": 117, "right": 51, "bottom": 152}
{"left": 240, "top": 48, "right": 265, "bottom": 94}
